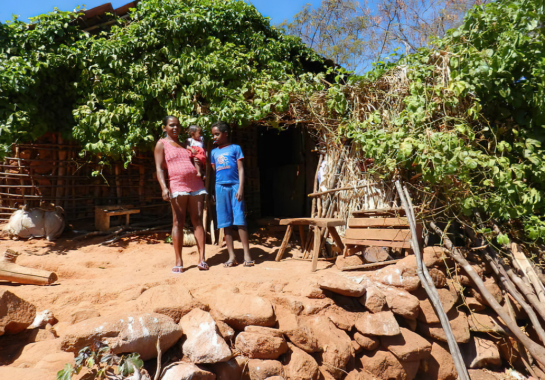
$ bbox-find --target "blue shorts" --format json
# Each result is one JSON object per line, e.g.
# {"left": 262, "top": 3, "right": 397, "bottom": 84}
{"left": 216, "top": 183, "right": 246, "bottom": 228}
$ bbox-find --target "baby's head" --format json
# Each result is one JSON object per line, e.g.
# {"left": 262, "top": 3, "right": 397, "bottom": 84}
{"left": 189, "top": 125, "right": 202, "bottom": 139}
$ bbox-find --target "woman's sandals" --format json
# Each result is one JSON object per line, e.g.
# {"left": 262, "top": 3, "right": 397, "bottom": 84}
{"left": 198, "top": 261, "right": 209, "bottom": 271}
{"left": 171, "top": 266, "right": 185, "bottom": 274}
{"left": 223, "top": 260, "right": 238, "bottom": 268}
{"left": 243, "top": 261, "right": 255, "bottom": 267}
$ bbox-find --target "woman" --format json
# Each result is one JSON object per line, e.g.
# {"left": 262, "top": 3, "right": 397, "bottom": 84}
{"left": 154, "top": 115, "right": 208, "bottom": 273}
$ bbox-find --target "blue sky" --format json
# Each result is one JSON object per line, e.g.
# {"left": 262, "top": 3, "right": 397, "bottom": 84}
{"left": 0, "top": 0, "right": 320, "bottom": 25}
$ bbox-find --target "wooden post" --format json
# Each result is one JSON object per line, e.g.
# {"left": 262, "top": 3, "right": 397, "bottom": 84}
{"left": 275, "top": 224, "right": 293, "bottom": 261}
{"left": 299, "top": 225, "right": 306, "bottom": 249}
{"left": 311, "top": 225, "right": 321, "bottom": 272}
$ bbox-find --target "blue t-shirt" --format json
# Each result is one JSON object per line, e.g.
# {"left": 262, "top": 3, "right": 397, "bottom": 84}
{"left": 211, "top": 144, "right": 244, "bottom": 185}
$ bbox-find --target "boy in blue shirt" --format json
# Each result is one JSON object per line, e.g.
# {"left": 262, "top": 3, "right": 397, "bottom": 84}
{"left": 210, "top": 121, "right": 254, "bottom": 267}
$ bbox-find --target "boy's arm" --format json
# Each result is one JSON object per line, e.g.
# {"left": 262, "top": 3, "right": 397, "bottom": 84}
{"left": 236, "top": 159, "right": 244, "bottom": 201}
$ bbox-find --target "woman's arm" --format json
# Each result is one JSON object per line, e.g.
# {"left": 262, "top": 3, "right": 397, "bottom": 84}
{"left": 236, "top": 159, "right": 244, "bottom": 201}
{"left": 154, "top": 140, "right": 170, "bottom": 201}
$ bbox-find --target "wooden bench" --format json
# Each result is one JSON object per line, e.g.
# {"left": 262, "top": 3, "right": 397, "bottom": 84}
{"left": 342, "top": 208, "right": 422, "bottom": 257}
{"left": 275, "top": 218, "right": 345, "bottom": 272}
{"left": 95, "top": 205, "right": 140, "bottom": 231}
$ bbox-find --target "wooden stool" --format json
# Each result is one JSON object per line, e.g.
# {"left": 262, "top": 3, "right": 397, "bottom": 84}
{"left": 275, "top": 218, "right": 345, "bottom": 272}
{"left": 95, "top": 205, "right": 140, "bottom": 231}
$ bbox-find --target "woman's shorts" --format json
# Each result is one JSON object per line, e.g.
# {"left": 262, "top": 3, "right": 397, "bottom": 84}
{"left": 170, "top": 188, "right": 207, "bottom": 198}
{"left": 215, "top": 183, "right": 246, "bottom": 228}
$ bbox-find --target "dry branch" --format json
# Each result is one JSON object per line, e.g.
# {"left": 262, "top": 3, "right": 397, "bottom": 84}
{"left": 429, "top": 221, "right": 545, "bottom": 369}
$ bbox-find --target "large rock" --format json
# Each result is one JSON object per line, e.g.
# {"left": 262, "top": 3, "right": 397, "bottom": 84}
{"left": 275, "top": 306, "right": 319, "bottom": 353}
{"left": 415, "top": 284, "right": 458, "bottom": 324}
{"left": 463, "top": 336, "right": 501, "bottom": 369}
{"left": 236, "top": 332, "right": 288, "bottom": 359}
{"left": 305, "top": 315, "right": 352, "bottom": 379}
{"left": 372, "top": 262, "right": 420, "bottom": 292}
{"left": 162, "top": 363, "right": 216, "bottom": 380}
{"left": 363, "top": 247, "right": 391, "bottom": 263}
{"left": 318, "top": 272, "right": 367, "bottom": 297}
{"left": 34, "top": 352, "right": 75, "bottom": 372}
{"left": 336, "top": 255, "right": 365, "bottom": 269}
{"left": 378, "top": 284, "right": 420, "bottom": 320}
{"left": 325, "top": 305, "right": 357, "bottom": 331}
{"left": 380, "top": 327, "right": 431, "bottom": 362}
{"left": 419, "top": 342, "right": 457, "bottom": 380}
{"left": 211, "top": 356, "right": 248, "bottom": 380}
{"left": 136, "top": 284, "right": 209, "bottom": 323}
{"left": 417, "top": 309, "right": 470, "bottom": 344}
{"left": 354, "top": 333, "right": 380, "bottom": 351}
{"left": 211, "top": 291, "right": 276, "bottom": 330}
{"left": 360, "top": 285, "right": 387, "bottom": 313}
{"left": 12, "top": 339, "right": 62, "bottom": 368}
{"left": 270, "top": 295, "right": 332, "bottom": 316}
{"left": 179, "top": 308, "right": 232, "bottom": 363}
{"left": 60, "top": 312, "right": 183, "bottom": 360}
{"left": 422, "top": 247, "right": 450, "bottom": 267}
{"left": 248, "top": 359, "right": 283, "bottom": 380}
{"left": 360, "top": 350, "right": 420, "bottom": 380}
{"left": 355, "top": 311, "right": 400, "bottom": 336}
{"left": 0, "top": 290, "right": 36, "bottom": 335}
{"left": 246, "top": 325, "right": 284, "bottom": 338}
{"left": 283, "top": 343, "right": 319, "bottom": 380}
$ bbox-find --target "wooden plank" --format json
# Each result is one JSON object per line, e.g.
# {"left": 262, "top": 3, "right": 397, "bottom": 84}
{"left": 311, "top": 225, "right": 321, "bottom": 272}
{"left": 345, "top": 228, "right": 411, "bottom": 241}
{"left": 104, "top": 209, "right": 140, "bottom": 216}
{"left": 352, "top": 207, "right": 406, "bottom": 217}
{"left": 342, "top": 238, "right": 412, "bottom": 249}
{"left": 348, "top": 217, "right": 409, "bottom": 228}
{"left": 340, "top": 259, "right": 401, "bottom": 271}
{"left": 328, "top": 227, "right": 345, "bottom": 251}
{"left": 279, "top": 218, "right": 345, "bottom": 228}
{"left": 512, "top": 243, "right": 545, "bottom": 303}
{"left": 275, "top": 225, "right": 293, "bottom": 261}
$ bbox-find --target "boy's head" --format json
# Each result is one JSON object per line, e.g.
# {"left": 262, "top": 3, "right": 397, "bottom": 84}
{"left": 211, "top": 121, "right": 230, "bottom": 146}
{"left": 188, "top": 125, "right": 202, "bottom": 139}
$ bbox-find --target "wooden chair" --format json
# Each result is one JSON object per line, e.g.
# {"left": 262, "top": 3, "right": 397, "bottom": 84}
{"left": 342, "top": 207, "right": 422, "bottom": 257}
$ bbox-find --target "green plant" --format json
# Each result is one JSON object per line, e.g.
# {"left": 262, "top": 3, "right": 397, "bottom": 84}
{"left": 56, "top": 345, "right": 144, "bottom": 380}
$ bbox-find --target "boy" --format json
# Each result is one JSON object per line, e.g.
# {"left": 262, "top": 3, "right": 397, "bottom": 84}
{"left": 186, "top": 125, "right": 206, "bottom": 179}
{"left": 210, "top": 121, "right": 254, "bottom": 267}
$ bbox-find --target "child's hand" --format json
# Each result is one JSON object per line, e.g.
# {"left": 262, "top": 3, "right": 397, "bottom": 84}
{"left": 189, "top": 147, "right": 197, "bottom": 155}
{"left": 236, "top": 187, "right": 244, "bottom": 201}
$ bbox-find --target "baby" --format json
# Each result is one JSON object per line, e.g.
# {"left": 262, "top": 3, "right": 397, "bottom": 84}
{"left": 186, "top": 125, "right": 206, "bottom": 179}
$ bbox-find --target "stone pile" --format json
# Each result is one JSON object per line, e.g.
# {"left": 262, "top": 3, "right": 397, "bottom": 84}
{"left": 0, "top": 246, "right": 535, "bottom": 380}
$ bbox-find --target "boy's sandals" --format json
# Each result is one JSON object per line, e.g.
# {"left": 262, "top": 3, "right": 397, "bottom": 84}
{"left": 243, "top": 261, "right": 255, "bottom": 267}
{"left": 223, "top": 260, "right": 238, "bottom": 268}
{"left": 172, "top": 266, "right": 185, "bottom": 274}
{"left": 198, "top": 261, "right": 209, "bottom": 271}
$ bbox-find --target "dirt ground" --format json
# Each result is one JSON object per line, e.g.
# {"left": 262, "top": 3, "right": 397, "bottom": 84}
{"left": 0, "top": 231, "right": 333, "bottom": 343}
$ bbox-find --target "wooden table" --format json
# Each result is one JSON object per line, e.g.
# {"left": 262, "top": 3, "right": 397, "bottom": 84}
{"left": 275, "top": 218, "right": 345, "bottom": 272}
{"left": 95, "top": 205, "right": 140, "bottom": 231}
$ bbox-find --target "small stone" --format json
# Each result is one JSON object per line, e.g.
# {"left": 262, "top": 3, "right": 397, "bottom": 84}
{"left": 275, "top": 306, "right": 319, "bottom": 353}
{"left": 415, "top": 284, "right": 458, "bottom": 324}
{"left": 417, "top": 309, "right": 470, "bottom": 343}
{"left": 216, "top": 321, "right": 235, "bottom": 341}
{"left": 468, "top": 311, "right": 507, "bottom": 335}
{"left": 354, "top": 333, "right": 380, "bottom": 351}
{"left": 422, "top": 247, "right": 450, "bottom": 267}
{"left": 318, "top": 272, "right": 367, "bottom": 297}
{"left": 179, "top": 309, "right": 232, "bottom": 363}
{"left": 379, "top": 285, "right": 420, "bottom": 320}
{"left": 360, "top": 350, "right": 420, "bottom": 380}
{"left": 212, "top": 356, "right": 248, "bottom": 380}
{"left": 428, "top": 268, "right": 447, "bottom": 288}
{"left": 0, "top": 290, "right": 36, "bottom": 335}
{"left": 283, "top": 343, "right": 319, "bottom": 380}
{"left": 248, "top": 359, "right": 283, "bottom": 380}
{"left": 419, "top": 342, "right": 457, "bottom": 380}
{"left": 360, "top": 286, "right": 387, "bottom": 313}
{"left": 245, "top": 325, "right": 284, "bottom": 338}
{"left": 465, "top": 297, "right": 486, "bottom": 312}
{"left": 235, "top": 332, "right": 288, "bottom": 360}
{"left": 300, "top": 285, "right": 326, "bottom": 299}
{"left": 463, "top": 336, "right": 502, "bottom": 369}
{"left": 161, "top": 363, "right": 216, "bottom": 380}
{"left": 336, "top": 254, "right": 365, "bottom": 269}
{"left": 373, "top": 263, "right": 420, "bottom": 292}
{"left": 211, "top": 290, "right": 276, "bottom": 330}
{"left": 380, "top": 327, "right": 432, "bottom": 361}
{"left": 355, "top": 311, "right": 400, "bottom": 336}
{"left": 325, "top": 306, "right": 357, "bottom": 331}
{"left": 468, "top": 277, "right": 503, "bottom": 307}
{"left": 363, "top": 247, "right": 391, "bottom": 263}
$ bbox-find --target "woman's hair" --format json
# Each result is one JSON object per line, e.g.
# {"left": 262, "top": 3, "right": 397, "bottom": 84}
{"left": 163, "top": 115, "right": 178, "bottom": 126}
{"left": 188, "top": 125, "right": 201, "bottom": 134}
{"left": 211, "top": 121, "right": 229, "bottom": 133}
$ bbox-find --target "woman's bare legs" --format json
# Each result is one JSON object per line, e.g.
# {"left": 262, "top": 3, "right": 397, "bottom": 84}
{"left": 188, "top": 194, "right": 206, "bottom": 264}
{"left": 171, "top": 195, "right": 189, "bottom": 268}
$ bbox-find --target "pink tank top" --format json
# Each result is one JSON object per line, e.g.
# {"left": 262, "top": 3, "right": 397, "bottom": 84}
{"left": 161, "top": 139, "right": 204, "bottom": 193}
